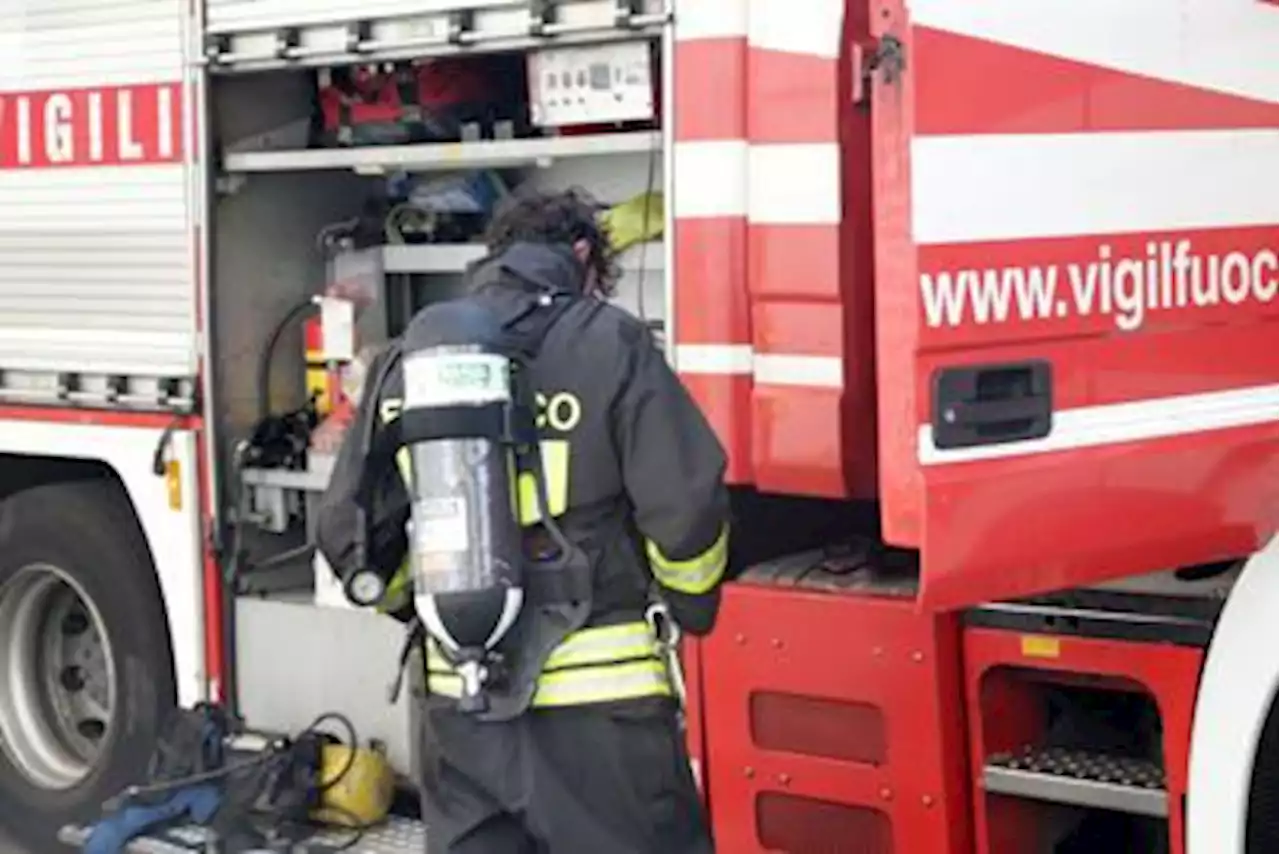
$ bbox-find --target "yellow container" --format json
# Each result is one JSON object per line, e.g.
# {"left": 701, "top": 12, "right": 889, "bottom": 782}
{"left": 311, "top": 742, "right": 396, "bottom": 829}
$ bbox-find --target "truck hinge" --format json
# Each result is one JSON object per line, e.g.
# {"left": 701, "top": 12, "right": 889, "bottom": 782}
{"left": 851, "top": 33, "right": 905, "bottom": 107}
{"left": 528, "top": 0, "right": 555, "bottom": 36}
{"left": 613, "top": 0, "right": 667, "bottom": 28}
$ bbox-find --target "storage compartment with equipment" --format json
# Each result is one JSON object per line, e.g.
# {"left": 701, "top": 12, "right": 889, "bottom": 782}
{"left": 210, "top": 27, "right": 669, "bottom": 588}
{"left": 193, "top": 6, "right": 675, "bottom": 809}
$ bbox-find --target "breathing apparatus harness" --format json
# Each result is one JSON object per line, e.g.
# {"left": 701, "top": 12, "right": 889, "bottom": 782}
{"left": 345, "top": 287, "right": 588, "bottom": 716}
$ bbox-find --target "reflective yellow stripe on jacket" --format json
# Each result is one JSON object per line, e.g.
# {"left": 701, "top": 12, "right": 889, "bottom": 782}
{"left": 378, "top": 559, "right": 413, "bottom": 615}
{"left": 646, "top": 524, "right": 729, "bottom": 595}
{"left": 514, "top": 440, "right": 570, "bottom": 525}
{"left": 425, "top": 621, "right": 672, "bottom": 707}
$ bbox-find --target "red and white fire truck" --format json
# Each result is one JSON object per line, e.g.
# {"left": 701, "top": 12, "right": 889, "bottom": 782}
{"left": 0, "top": 1, "right": 1275, "bottom": 852}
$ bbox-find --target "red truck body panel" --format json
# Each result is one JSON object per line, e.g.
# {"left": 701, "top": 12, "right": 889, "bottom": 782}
{"left": 878, "top": 1, "right": 1277, "bottom": 609}
{"left": 672, "top": 0, "right": 1278, "bottom": 611}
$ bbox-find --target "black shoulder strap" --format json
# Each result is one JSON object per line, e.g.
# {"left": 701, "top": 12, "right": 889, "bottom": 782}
{"left": 498, "top": 294, "right": 589, "bottom": 579}
{"left": 498, "top": 292, "right": 578, "bottom": 448}
{"left": 352, "top": 342, "right": 405, "bottom": 511}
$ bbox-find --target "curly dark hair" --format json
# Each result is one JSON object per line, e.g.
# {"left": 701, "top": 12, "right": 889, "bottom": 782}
{"left": 481, "top": 186, "right": 621, "bottom": 296}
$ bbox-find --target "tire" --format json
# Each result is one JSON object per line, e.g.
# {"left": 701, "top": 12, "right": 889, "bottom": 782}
{"left": 0, "top": 478, "right": 177, "bottom": 851}
{"left": 1249, "top": 696, "right": 1280, "bottom": 850}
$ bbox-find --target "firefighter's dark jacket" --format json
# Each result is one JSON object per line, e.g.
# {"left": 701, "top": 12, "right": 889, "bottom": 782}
{"left": 315, "top": 241, "right": 730, "bottom": 636}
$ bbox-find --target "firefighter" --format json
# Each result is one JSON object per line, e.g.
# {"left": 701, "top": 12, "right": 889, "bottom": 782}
{"left": 315, "top": 187, "right": 729, "bottom": 854}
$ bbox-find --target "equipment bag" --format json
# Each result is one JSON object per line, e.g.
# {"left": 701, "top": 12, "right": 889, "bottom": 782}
{"left": 315, "top": 55, "right": 530, "bottom": 148}
{"left": 87, "top": 707, "right": 371, "bottom": 854}
{"left": 85, "top": 704, "right": 230, "bottom": 854}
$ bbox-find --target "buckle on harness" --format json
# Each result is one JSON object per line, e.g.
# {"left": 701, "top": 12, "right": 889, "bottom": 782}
{"left": 645, "top": 603, "right": 685, "bottom": 710}
{"left": 387, "top": 620, "right": 515, "bottom": 707}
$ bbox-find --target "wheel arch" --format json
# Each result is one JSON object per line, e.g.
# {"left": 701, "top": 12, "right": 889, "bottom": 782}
{"left": 1186, "top": 535, "right": 1279, "bottom": 854}
{"left": 0, "top": 452, "right": 181, "bottom": 700}
{"left": 0, "top": 420, "right": 206, "bottom": 710}
{"left": 1, "top": 453, "right": 134, "bottom": 503}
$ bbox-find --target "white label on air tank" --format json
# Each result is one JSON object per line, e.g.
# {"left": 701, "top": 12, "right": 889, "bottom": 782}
{"left": 413, "top": 497, "right": 470, "bottom": 554}
{"left": 403, "top": 352, "right": 511, "bottom": 409}
{"left": 409, "top": 501, "right": 471, "bottom": 560}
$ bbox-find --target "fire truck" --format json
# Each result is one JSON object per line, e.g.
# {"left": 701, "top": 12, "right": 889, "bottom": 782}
{"left": 0, "top": 0, "right": 1275, "bottom": 851}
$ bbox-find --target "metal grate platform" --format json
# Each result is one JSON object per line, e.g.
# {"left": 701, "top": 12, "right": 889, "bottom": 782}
{"left": 59, "top": 816, "right": 427, "bottom": 853}
{"left": 984, "top": 746, "right": 1168, "bottom": 817}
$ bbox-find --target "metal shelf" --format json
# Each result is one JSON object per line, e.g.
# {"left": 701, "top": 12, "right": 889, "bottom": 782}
{"left": 381, "top": 241, "right": 664, "bottom": 276}
{"left": 240, "top": 455, "right": 336, "bottom": 494}
{"left": 223, "top": 131, "right": 660, "bottom": 175}
{"left": 983, "top": 747, "right": 1168, "bottom": 818}
{"left": 382, "top": 243, "right": 487, "bottom": 274}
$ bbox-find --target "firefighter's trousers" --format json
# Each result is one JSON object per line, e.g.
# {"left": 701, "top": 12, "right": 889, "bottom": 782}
{"left": 412, "top": 691, "right": 713, "bottom": 854}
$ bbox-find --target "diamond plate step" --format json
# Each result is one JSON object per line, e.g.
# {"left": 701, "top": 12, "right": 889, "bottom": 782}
{"left": 59, "top": 816, "right": 426, "bottom": 853}
{"left": 983, "top": 746, "right": 1168, "bottom": 817}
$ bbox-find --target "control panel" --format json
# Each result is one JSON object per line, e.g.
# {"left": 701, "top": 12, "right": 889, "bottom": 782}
{"left": 527, "top": 42, "right": 655, "bottom": 128}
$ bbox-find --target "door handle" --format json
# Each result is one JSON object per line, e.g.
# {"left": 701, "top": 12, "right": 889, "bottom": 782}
{"left": 932, "top": 361, "right": 1053, "bottom": 450}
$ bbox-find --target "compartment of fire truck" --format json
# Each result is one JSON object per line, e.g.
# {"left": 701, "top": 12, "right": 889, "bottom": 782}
{"left": 973, "top": 669, "right": 1172, "bottom": 853}
{"left": 216, "top": 30, "right": 666, "bottom": 596}
{"left": 196, "top": 4, "right": 734, "bottom": 807}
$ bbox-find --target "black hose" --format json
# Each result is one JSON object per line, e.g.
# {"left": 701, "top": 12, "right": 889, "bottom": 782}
{"left": 251, "top": 542, "right": 318, "bottom": 571}
{"left": 257, "top": 298, "right": 318, "bottom": 421}
{"left": 217, "top": 298, "right": 314, "bottom": 716}
{"left": 222, "top": 568, "right": 240, "bottom": 719}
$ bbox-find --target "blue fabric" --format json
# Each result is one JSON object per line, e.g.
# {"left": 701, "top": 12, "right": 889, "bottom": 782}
{"left": 83, "top": 784, "right": 221, "bottom": 854}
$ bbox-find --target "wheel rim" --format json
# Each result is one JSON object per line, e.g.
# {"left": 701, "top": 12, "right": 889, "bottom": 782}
{"left": 0, "top": 563, "right": 117, "bottom": 790}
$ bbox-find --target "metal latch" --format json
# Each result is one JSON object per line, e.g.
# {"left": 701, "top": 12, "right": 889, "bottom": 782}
{"left": 852, "top": 34, "right": 905, "bottom": 106}
{"left": 932, "top": 361, "right": 1053, "bottom": 450}
{"left": 529, "top": 0, "right": 555, "bottom": 36}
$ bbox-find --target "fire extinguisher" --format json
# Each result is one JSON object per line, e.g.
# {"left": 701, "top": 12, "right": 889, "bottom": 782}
{"left": 303, "top": 315, "right": 343, "bottom": 417}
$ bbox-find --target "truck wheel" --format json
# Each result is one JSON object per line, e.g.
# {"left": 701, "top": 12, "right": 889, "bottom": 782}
{"left": 1249, "top": 696, "right": 1280, "bottom": 850}
{"left": 0, "top": 479, "right": 177, "bottom": 851}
